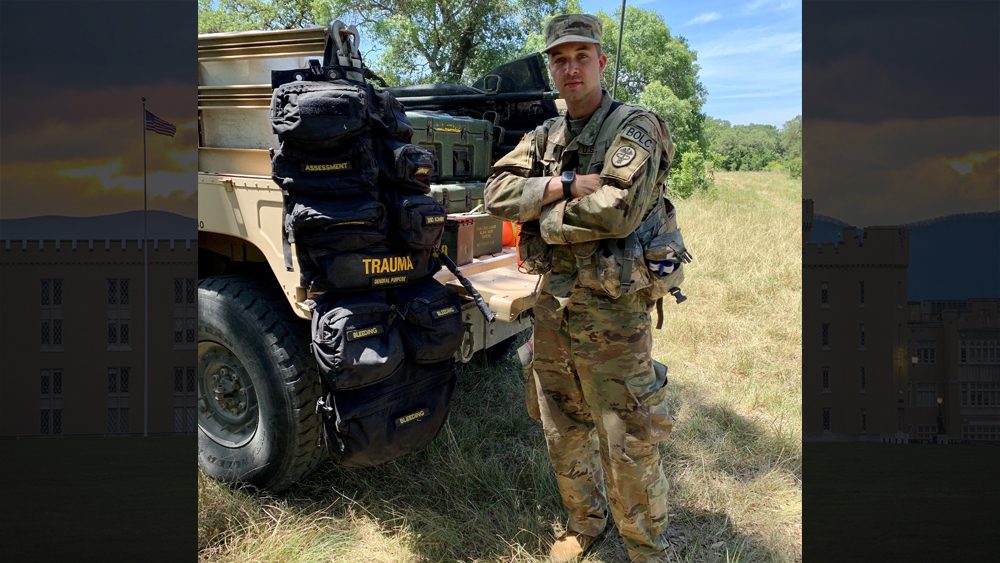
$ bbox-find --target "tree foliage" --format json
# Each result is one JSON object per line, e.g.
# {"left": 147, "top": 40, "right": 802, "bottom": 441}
{"left": 781, "top": 114, "right": 802, "bottom": 178}
{"left": 198, "top": 0, "right": 333, "bottom": 33}
{"left": 706, "top": 116, "right": 801, "bottom": 177}
{"left": 593, "top": 8, "right": 706, "bottom": 108}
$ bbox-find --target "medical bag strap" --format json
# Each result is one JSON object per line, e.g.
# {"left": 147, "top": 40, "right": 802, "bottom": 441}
{"left": 280, "top": 190, "right": 294, "bottom": 271}
{"left": 619, "top": 231, "right": 638, "bottom": 292}
{"left": 655, "top": 297, "right": 665, "bottom": 330}
{"left": 434, "top": 249, "right": 496, "bottom": 323}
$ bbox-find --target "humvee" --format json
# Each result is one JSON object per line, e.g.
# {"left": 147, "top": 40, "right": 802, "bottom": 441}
{"left": 197, "top": 25, "right": 560, "bottom": 490}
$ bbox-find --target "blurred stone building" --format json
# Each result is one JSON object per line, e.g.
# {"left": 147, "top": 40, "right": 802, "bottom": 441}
{"left": 0, "top": 237, "right": 197, "bottom": 437}
{"left": 804, "top": 200, "right": 1000, "bottom": 442}
{"left": 907, "top": 299, "right": 1000, "bottom": 443}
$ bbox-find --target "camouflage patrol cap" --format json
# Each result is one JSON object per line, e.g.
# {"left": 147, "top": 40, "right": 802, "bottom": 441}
{"left": 543, "top": 14, "right": 602, "bottom": 52}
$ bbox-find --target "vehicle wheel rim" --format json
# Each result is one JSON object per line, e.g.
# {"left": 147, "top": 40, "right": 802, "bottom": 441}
{"left": 198, "top": 341, "right": 259, "bottom": 447}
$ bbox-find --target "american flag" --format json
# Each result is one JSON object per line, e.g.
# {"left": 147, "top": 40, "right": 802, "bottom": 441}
{"left": 144, "top": 110, "right": 176, "bottom": 137}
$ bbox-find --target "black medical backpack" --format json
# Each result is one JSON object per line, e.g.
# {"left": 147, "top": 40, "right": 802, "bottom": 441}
{"left": 270, "top": 26, "right": 466, "bottom": 468}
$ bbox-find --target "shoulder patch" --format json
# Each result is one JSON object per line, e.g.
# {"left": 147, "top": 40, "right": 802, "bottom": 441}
{"left": 620, "top": 124, "right": 654, "bottom": 151}
{"left": 601, "top": 137, "right": 651, "bottom": 185}
{"left": 612, "top": 146, "right": 637, "bottom": 167}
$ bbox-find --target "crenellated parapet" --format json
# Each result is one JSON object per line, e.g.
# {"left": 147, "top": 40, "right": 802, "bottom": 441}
{"left": 805, "top": 226, "right": 908, "bottom": 268}
{"left": 0, "top": 239, "right": 197, "bottom": 266}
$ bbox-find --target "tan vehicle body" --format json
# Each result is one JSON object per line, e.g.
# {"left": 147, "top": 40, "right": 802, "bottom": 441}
{"left": 197, "top": 28, "right": 537, "bottom": 361}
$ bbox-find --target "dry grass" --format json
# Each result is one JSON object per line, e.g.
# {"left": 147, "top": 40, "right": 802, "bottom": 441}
{"left": 199, "top": 171, "right": 802, "bottom": 562}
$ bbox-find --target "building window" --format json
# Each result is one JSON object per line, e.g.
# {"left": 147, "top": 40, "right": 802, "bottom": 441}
{"left": 960, "top": 337, "right": 1000, "bottom": 365}
{"left": 107, "top": 367, "right": 130, "bottom": 434}
{"left": 40, "top": 278, "right": 64, "bottom": 350}
{"left": 822, "top": 408, "right": 831, "bottom": 432}
{"left": 820, "top": 282, "right": 829, "bottom": 306}
{"left": 173, "top": 278, "right": 196, "bottom": 349}
{"left": 859, "top": 323, "right": 866, "bottom": 349}
{"left": 960, "top": 382, "right": 1000, "bottom": 407}
{"left": 107, "top": 279, "right": 131, "bottom": 350}
{"left": 962, "top": 424, "right": 1000, "bottom": 442}
{"left": 860, "top": 409, "right": 867, "bottom": 433}
{"left": 821, "top": 323, "right": 830, "bottom": 348}
{"left": 859, "top": 366, "right": 866, "bottom": 392}
{"left": 40, "top": 368, "right": 64, "bottom": 435}
{"left": 174, "top": 367, "right": 197, "bottom": 433}
{"left": 915, "top": 425, "right": 937, "bottom": 443}
{"left": 858, "top": 281, "right": 865, "bottom": 305}
{"left": 915, "top": 341, "right": 936, "bottom": 364}
{"left": 915, "top": 383, "right": 938, "bottom": 407}
{"left": 822, "top": 367, "right": 831, "bottom": 393}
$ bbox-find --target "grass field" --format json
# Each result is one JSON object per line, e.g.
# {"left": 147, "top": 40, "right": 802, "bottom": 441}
{"left": 199, "top": 171, "right": 804, "bottom": 562}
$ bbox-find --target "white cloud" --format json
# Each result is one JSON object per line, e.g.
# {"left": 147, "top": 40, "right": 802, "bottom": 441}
{"left": 687, "top": 12, "right": 721, "bottom": 25}
{"left": 699, "top": 30, "right": 801, "bottom": 58}
{"left": 745, "top": 0, "right": 796, "bottom": 14}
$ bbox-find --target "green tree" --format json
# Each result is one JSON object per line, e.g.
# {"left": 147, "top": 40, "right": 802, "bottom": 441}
{"left": 198, "top": 0, "right": 332, "bottom": 33}
{"left": 594, "top": 8, "right": 706, "bottom": 107}
{"left": 708, "top": 122, "right": 782, "bottom": 171}
{"left": 780, "top": 114, "right": 802, "bottom": 178}
{"left": 637, "top": 81, "right": 703, "bottom": 161}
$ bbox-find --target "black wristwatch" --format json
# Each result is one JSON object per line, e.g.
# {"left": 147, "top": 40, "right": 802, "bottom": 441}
{"left": 561, "top": 170, "right": 576, "bottom": 199}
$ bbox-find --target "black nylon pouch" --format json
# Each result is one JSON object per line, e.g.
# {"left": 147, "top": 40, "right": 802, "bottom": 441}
{"left": 272, "top": 139, "right": 378, "bottom": 197}
{"left": 320, "top": 359, "right": 457, "bottom": 468}
{"left": 390, "top": 193, "right": 446, "bottom": 250}
{"left": 378, "top": 138, "right": 436, "bottom": 194}
{"left": 370, "top": 88, "right": 413, "bottom": 142}
{"left": 286, "top": 194, "right": 386, "bottom": 252}
{"left": 309, "top": 292, "right": 403, "bottom": 390}
{"left": 392, "top": 278, "right": 464, "bottom": 363}
{"left": 306, "top": 244, "right": 439, "bottom": 291}
{"left": 271, "top": 80, "right": 370, "bottom": 149}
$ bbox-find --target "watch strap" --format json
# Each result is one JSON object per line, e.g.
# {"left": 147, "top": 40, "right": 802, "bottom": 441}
{"left": 562, "top": 173, "right": 574, "bottom": 199}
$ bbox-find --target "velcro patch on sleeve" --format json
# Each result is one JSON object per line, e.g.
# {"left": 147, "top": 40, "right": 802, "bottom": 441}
{"left": 621, "top": 124, "right": 655, "bottom": 151}
{"left": 601, "top": 137, "right": 650, "bottom": 185}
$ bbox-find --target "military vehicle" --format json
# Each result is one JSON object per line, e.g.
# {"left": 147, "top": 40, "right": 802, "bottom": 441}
{"left": 197, "top": 25, "right": 559, "bottom": 490}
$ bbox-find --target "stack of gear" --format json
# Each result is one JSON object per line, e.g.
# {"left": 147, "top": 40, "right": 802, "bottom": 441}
{"left": 269, "top": 22, "right": 479, "bottom": 468}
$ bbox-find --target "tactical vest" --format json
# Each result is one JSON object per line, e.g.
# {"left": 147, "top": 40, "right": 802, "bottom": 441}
{"left": 528, "top": 101, "right": 689, "bottom": 318}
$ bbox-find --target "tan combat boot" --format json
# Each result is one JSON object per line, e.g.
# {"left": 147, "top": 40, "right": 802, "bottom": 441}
{"left": 549, "top": 531, "right": 599, "bottom": 563}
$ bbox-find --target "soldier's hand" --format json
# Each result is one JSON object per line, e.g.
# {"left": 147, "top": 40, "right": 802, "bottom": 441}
{"left": 572, "top": 173, "right": 602, "bottom": 198}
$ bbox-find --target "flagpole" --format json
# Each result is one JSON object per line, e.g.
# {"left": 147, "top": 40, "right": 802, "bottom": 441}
{"left": 142, "top": 97, "right": 149, "bottom": 438}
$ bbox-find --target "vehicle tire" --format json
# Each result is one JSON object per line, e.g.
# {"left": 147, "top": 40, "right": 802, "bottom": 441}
{"left": 197, "top": 275, "right": 325, "bottom": 492}
{"left": 483, "top": 327, "right": 532, "bottom": 363}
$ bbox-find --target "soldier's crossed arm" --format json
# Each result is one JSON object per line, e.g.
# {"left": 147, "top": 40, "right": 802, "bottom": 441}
{"left": 539, "top": 114, "right": 664, "bottom": 245}
{"left": 484, "top": 125, "right": 548, "bottom": 223}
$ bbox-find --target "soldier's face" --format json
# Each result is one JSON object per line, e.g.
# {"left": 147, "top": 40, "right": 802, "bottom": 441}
{"left": 547, "top": 43, "right": 607, "bottom": 111}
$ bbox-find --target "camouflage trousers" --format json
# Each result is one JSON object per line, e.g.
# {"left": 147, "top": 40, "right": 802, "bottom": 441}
{"left": 529, "top": 289, "right": 673, "bottom": 562}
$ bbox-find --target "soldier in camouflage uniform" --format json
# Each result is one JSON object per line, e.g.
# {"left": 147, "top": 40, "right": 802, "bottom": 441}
{"left": 484, "top": 14, "right": 678, "bottom": 563}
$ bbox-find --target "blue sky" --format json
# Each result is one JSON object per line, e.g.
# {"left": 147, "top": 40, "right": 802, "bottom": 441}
{"left": 581, "top": 0, "right": 801, "bottom": 127}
